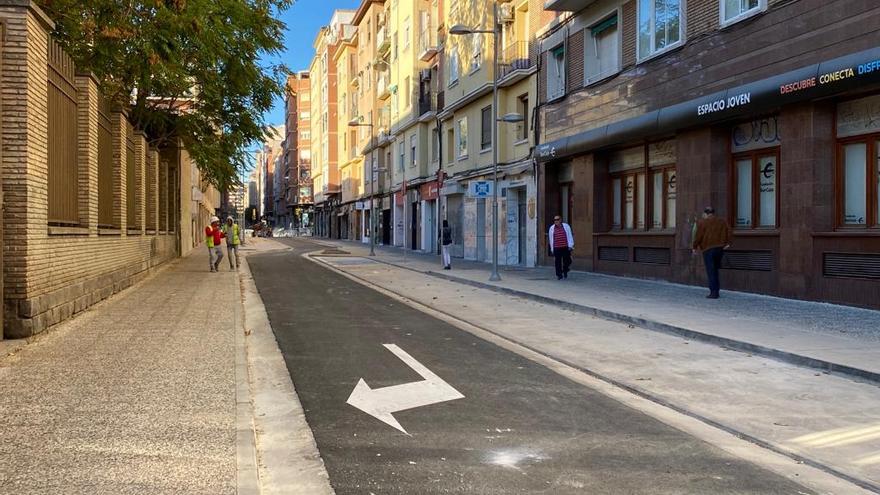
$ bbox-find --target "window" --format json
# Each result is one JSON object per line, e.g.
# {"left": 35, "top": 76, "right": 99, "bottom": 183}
{"left": 585, "top": 13, "right": 620, "bottom": 84}
{"left": 410, "top": 135, "right": 417, "bottom": 168}
{"left": 448, "top": 50, "right": 460, "bottom": 86}
{"left": 732, "top": 152, "right": 778, "bottom": 228}
{"left": 300, "top": 111, "right": 310, "bottom": 120}
{"left": 721, "top": 0, "right": 765, "bottom": 25}
{"left": 300, "top": 130, "right": 310, "bottom": 140}
{"left": 432, "top": 128, "right": 439, "bottom": 162}
{"left": 398, "top": 141, "right": 405, "bottom": 172}
{"left": 457, "top": 117, "right": 468, "bottom": 159}
{"left": 405, "top": 76, "right": 410, "bottom": 108}
{"left": 637, "top": 0, "right": 683, "bottom": 60}
{"left": 609, "top": 142, "right": 676, "bottom": 230}
{"left": 547, "top": 45, "right": 565, "bottom": 101}
{"left": 393, "top": 31, "right": 398, "bottom": 61}
{"left": 480, "top": 106, "right": 492, "bottom": 151}
{"left": 447, "top": 128, "right": 455, "bottom": 165}
{"left": 364, "top": 157, "right": 370, "bottom": 184}
{"left": 517, "top": 94, "right": 528, "bottom": 141}
{"left": 471, "top": 36, "right": 482, "bottom": 71}
{"left": 404, "top": 17, "right": 411, "bottom": 50}
{"left": 836, "top": 95, "right": 880, "bottom": 227}
{"left": 730, "top": 117, "right": 780, "bottom": 228}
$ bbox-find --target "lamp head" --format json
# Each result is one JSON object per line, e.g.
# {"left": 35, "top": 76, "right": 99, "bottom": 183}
{"left": 449, "top": 24, "right": 475, "bottom": 35}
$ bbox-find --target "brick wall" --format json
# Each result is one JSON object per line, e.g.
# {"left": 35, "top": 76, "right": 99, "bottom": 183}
{"left": 0, "top": 1, "right": 201, "bottom": 338}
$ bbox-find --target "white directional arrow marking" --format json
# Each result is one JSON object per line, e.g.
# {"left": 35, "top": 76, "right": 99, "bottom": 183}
{"left": 346, "top": 344, "right": 465, "bottom": 434}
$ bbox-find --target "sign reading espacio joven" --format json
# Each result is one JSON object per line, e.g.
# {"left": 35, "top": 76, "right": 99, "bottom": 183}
{"left": 534, "top": 48, "right": 880, "bottom": 163}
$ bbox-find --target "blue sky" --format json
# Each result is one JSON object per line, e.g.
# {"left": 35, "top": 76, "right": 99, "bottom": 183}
{"left": 263, "top": 0, "right": 360, "bottom": 127}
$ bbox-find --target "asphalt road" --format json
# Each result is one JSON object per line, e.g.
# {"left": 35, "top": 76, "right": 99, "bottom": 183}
{"left": 248, "top": 238, "right": 812, "bottom": 495}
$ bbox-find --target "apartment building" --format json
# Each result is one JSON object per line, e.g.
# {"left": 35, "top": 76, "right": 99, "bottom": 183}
{"left": 351, "top": 0, "right": 392, "bottom": 246}
{"left": 284, "top": 72, "right": 313, "bottom": 229}
{"left": 535, "top": 0, "right": 880, "bottom": 308}
{"left": 437, "top": 0, "right": 551, "bottom": 266}
{"left": 310, "top": 10, "right": 356, "bottom": 238}
{"left": 255, "top": 126, "right": 284, "bottom": 225}
{"left": 335, "top": 22, "right": 365, "bottom": 240}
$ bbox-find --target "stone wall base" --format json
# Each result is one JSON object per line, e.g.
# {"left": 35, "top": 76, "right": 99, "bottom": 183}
{"left": 3, "top": 245, "right": 177, "bottom": 339}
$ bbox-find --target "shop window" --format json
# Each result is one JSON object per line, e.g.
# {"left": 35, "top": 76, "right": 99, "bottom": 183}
{"left": 732, "top": 152, "right": 778, "bottom": 228}
{"left": 637, "top": 0, "right": 683, "bottom": 61}
{"left": 836, "top": 95, "right": 880, "bottom": 227}
{"left": 546, "top": 45, "right": 565, "bottom": 101}
{"left": 721, "top": 0, "right": 765, "bottom": 26}
{"left": 609, "top": 141, "right": 676, "bottom": 231}
{"left": 584, "top": 13, "right": 620, "bottom": 85}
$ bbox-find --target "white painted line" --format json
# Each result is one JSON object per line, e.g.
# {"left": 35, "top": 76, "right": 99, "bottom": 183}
{"left": 346, "top": 344, "right": 465, "bottom": 435}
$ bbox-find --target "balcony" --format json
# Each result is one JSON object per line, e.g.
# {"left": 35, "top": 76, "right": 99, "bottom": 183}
{"left": 418, "top": 28, "right": 437, "bottom": 62}
{"left": 377, "top": 75, "right": 390, "bottom": 100}
{"left": 351, "top": 73, "right": 360, "bottom": 88}
{"left": 376, "top": 26, "right": 390, "bottom": 55}
{"left": 498, "top": 41, "right": 536, "bottom": 85}
{"left": 418, "top": 91, "right": 439, "bottom": 118}
{"left": 543, "top": 0, "right": 598, "bottom": 11}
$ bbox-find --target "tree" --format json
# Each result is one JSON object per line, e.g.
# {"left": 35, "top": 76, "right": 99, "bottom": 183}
{"left": 37, "top": 0, "right": 292, "bottom": 190}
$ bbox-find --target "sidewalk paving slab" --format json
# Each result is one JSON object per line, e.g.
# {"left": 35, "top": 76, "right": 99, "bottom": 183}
{"left": 318, "top": 238, "right": 880, "bottom": 382}
{"left": 0, "top": 250, "right": 239, "bottom": 495}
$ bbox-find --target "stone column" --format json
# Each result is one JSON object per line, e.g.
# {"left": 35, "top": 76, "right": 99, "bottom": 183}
{"left": 133, "top": 132, "right": 147, "bottom": 232}
{"left": 0, "top": 1, "right": 55, "bottom": 338}
{"left": 75, "top": 73, "right": 99, "bottom": 234}
{"left": 146, "top": 149, "right": 159, "bottom": 232}
{"left": 111, "top": 110, "right": 128, "bottom": 231}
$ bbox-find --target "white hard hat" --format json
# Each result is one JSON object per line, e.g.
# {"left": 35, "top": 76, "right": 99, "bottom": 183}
{"left": 210, "top": 216, "right": 220, "bottom": 223}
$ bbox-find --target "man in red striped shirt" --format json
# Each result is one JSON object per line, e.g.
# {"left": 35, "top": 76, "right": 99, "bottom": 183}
{"left": 548, "top": 215, "right": 574, "bottom": 280}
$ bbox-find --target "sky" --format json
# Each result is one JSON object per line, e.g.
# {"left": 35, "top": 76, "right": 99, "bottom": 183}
{"left": 263, "top": 0, "right": 360, "bottom": 127}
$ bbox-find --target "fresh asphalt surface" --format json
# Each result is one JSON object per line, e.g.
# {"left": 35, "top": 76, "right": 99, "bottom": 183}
{"left": 248, "top": 238, "right": 813, "bottom": 495}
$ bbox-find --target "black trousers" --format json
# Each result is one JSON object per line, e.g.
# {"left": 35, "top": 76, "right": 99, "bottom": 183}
{"left": 553, "top": 247, "right": 572, "bottom": 278}
{"left": 703, "top": 247, "right": 724, "bottom": 295}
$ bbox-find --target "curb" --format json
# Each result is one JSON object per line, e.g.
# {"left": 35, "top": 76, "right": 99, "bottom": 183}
{"left": 363, "top": 257, "right": 880, "bottom": 385}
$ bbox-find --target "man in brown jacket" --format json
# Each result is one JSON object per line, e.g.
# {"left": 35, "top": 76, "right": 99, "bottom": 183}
{"left": 692, "top": 206, "right": 732, "bottom": 299}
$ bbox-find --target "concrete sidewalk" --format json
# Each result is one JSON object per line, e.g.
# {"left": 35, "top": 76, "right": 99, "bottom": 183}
{"left": 319, "top": 238, "right": 880, "bottom": 382}
{"left": 0, "top": 248, "right": 244, "bottom": 494}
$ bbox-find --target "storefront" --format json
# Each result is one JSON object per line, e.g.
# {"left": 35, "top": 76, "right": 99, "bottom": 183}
{"left": 420, "top": 181, "right": 440, "bottom": 254}
{"left": 536, "top": 47, "right": 880, "bottom": 308}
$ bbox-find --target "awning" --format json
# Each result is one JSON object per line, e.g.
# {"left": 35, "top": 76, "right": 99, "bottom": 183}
{"left": 535, "top": 46, "right": 880, "bottom": 163}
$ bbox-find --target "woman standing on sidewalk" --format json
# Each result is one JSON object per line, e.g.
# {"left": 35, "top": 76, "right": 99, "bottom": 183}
{"left": 440, "top": 220, "right": 453, "bottom": 270}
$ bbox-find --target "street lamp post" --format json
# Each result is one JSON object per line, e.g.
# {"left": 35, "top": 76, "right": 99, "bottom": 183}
{"left": 450, "top": 6, "right": 523, "bottom": 282}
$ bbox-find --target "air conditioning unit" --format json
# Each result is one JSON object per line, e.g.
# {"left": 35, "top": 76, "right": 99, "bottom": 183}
{"left": 499, "top": 4, "right": 515, "bottom": 22}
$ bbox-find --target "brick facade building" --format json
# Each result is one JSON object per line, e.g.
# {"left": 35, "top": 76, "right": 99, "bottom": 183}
{"left": 536, "top": 0, "right": 880, "bottom": 308}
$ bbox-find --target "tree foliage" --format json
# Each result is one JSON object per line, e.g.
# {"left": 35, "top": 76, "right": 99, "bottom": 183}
{"left": 37, "top": 0, "right": 292, "bottom": 190}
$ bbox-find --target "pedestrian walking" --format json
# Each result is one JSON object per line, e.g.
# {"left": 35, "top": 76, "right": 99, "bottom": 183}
{"left": 440, "top": 220, "right": 453, "bottom": 270}
{"left": 548, "top": 215, "right": 574, "bottom": 280}
{"left": 692, "top": 206, "right": 732, "bottom": 299}
{"left": 205, "top": 216, "right": 225, "bottom": 272}
{"left": 223, "top": 216, "right": 242, "bottom": 270}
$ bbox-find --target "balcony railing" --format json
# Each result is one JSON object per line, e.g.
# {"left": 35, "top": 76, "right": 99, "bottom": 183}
{"left": 418, "top": 90, "right": 439, "bottom": 117}
{"left": 418, "top": 28, "right": 437, "bottom": 62}
{"left": 376, "top": 26, "right": 390, "bottom": 55}
{"left": 499, "top": 41, "right": 535, "bottom": 79}
{"left": 377, "top": 74, "right": 390, "bottom": 100}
